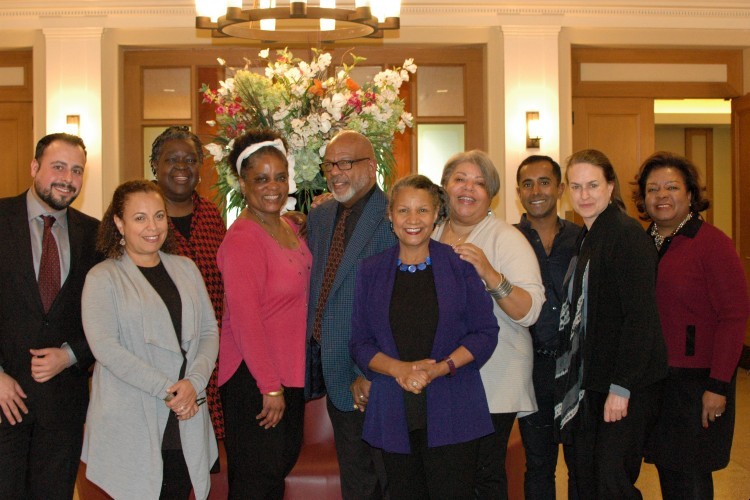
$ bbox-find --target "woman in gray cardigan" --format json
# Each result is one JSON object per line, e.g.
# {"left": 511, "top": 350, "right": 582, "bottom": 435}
{"left": 81, "top": 180, "right": 219, "bottom": 499}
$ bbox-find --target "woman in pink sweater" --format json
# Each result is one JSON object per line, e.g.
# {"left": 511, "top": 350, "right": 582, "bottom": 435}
{"left": 217, "top": 129, "right": 311, "bottom": 499}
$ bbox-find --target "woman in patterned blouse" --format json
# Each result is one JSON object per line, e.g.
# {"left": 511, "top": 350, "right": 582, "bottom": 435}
{"left": 151, "top": 126, "right": 226, "bottom": 440}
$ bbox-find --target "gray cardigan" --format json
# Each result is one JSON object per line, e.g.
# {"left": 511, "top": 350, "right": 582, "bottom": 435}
{"left": 81, "top": 252, "right": 219, "bottom": 500}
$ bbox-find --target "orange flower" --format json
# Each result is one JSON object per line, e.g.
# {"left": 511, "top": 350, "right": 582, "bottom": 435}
{"left": 345, "top": 77, "right": 360, "bottom": 92}
{"left": 308, "top": 79, "right": 325, "bottom": 97}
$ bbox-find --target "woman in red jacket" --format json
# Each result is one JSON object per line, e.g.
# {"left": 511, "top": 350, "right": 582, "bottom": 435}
{"left": 634, "top": 152, "right": 750, "bottom": 500}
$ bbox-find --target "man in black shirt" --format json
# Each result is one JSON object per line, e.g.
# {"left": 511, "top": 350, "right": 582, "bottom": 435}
{"left": 515, "top": 155, "right": 580, "bottom": 500}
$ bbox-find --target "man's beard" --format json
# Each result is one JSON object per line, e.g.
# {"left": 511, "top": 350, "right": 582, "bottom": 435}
{"left": 35, "top": 181, "right": 79, "bottom": 210}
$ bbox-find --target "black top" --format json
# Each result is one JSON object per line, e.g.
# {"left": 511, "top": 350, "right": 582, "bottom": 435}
{"left": 335, "top": 184, "right": 377, "bottom": 247}
{"left": 138, "top": 261, "right": 184, "bottom": 450}
{"left": 515, "top": 215, "right": 581, "bottom": 349}
{"left": 389, "top": 265, "right": 438, "bottom": 431}
{"left": 170, "top": 213, "right": 193, "bottom": 242}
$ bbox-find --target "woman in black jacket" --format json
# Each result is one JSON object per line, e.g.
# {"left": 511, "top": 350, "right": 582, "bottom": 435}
{"left": 555, "top": 149, "right": 668, "bottom": 500}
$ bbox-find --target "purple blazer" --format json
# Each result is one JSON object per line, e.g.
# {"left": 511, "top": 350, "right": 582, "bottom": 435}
{"left": 349, "top": 239, "right": 498, "bottom": 453}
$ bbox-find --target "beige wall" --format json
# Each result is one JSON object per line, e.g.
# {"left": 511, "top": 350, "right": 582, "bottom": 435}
{"left": 1, "top": 2, "right": 750, "bottom": 219}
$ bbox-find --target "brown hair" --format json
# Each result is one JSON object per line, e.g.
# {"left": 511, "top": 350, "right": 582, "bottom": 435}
{"left": 565, "top": 149, "right": 626, "bottom": 211}
{"left": 97, "top": 180, "right": 177, "bottom": 259}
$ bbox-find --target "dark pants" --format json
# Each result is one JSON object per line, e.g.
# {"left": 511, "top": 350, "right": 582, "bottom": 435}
{"left": 326, "top": 397, "right": 388, "bottom": 500}
{"left": 0, "top": 415, "right": 83, "bottom": 500}
{"left": 474, "top": 412, "right": 517, "bottom": 500}
{"left": 657, "top": 467, "right": 714, "bottom": 500}
{"left": 159, "top": 449, "right": 192, "bottom": 499}
{"left": 569, "top": 384, "right": 662, "bottom": 500}
{"left": 519, "top": 353, "right": 578, "bottom": 500}
{"left": 220, "top": 362, "right": 305, "bottom": 500}
{"left": 382, "top": 428, "right": 480, "bottom": 500}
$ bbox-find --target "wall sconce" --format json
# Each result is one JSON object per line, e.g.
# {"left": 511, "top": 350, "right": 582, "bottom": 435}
{"left": 65, "top": 115, "right": 80, "bottom": 136}
{"left": 526, "top": 111, "right": 541, "bottom": 149}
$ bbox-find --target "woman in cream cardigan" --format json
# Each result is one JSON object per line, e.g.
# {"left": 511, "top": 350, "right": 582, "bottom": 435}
{"left": 432, "top": 150, "right": 544, "bottom": 499}
{"left": 81, "top": 180, "right": 219, "bottom": 499}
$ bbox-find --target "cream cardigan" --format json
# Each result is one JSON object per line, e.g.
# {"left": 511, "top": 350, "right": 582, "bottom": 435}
{"left": 433, "top": 212, "right": 544, "bottom": 414}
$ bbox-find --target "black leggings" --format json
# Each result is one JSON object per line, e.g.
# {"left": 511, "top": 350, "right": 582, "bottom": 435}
{"left": 159, "top": 449, "right": 192, "bottom": 499}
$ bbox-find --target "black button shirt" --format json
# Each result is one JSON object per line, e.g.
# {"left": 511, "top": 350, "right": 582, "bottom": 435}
{"left": 515, "top": 215, "right": 581, "bottom": 349}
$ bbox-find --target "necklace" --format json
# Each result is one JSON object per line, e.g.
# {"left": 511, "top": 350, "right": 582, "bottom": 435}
{"left": 396, "top": 256, "right": 432, "bottom": 273}
{"left": 250, "top": 208, "right": 296, "bottom": 250}
{"left": 447, "top": 219, "right": 472, "bottom": 246}
{"left": 651, "top": 212, "right": 692, "bottom": 251}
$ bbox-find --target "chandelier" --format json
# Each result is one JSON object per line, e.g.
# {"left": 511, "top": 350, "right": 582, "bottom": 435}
{"left": 195, "top": 1, "right": 401, "bottom": 43}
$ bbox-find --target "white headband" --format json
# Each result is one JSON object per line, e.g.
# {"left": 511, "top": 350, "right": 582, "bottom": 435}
{"left": 235, "top": 139, "right": 288, "bottom": 175}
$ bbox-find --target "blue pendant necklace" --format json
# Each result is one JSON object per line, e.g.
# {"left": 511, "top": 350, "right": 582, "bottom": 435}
{"left": 396, "top": 256, "right": 432, "bottom": 273}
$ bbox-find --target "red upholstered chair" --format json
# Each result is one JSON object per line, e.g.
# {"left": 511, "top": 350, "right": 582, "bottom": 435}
{"left": 284, "top": 396, "right": 342, "bottom": 499}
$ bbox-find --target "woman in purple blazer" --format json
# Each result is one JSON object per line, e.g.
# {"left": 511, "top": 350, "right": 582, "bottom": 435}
{"left": 349, "top": 175, "right": 499, "bottom": 499}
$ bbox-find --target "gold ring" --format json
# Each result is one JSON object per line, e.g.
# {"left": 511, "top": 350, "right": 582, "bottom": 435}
{"left": 411, "top": 381, "right": 418, "bottom": 388}
{"left": 353, "top": 404, "right": 359, "bottom": 409}
{"left": 359, "top": 395, "right": 365, "bottom": 401}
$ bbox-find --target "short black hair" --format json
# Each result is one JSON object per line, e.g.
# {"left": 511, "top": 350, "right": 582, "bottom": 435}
{"left": 149, "top": 126, "right": 204, "bottom": 176}
{"left": 632, "top": 151, "right": 710, "bottom": 220}
{"left": 516, "top": 155, "right": 561, "bottom": 185}
{"left": 34, "top": 133, "right": 87, "bottom": 161}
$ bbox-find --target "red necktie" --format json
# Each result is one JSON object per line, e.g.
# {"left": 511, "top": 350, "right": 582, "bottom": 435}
{"left": 313, "top": 208, "right": 352, "bottom": 343}
{"left": 38, "top": 215, "right": 61, "bottom": 313}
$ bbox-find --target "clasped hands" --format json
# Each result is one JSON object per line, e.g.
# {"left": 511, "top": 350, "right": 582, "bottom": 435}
{"left": 164, "top": 379, "right": 200, "bottom": 421}
{"left": 395, "top": 359, "right": 443, "bottom": 395}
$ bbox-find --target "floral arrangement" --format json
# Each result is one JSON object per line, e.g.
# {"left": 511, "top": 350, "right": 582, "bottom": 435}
{"left": 201, "top": 48, "right": 417, "bottom": 214}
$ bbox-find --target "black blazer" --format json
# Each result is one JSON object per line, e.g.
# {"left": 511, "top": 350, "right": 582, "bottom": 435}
{"left": 0, "top": 192, "right": 100, "bottom": 429}
{"left": 576, "top": 203, "right": 668, "bottom": 394}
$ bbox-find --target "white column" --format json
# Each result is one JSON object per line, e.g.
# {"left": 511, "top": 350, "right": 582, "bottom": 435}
{"left": 501, "top": 25, "right": 561, "bottom": 224}
{"left": 43, "top": 27, "right": 104, "bottom": 218}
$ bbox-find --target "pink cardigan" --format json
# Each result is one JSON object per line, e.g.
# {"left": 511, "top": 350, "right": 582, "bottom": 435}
{"left": 217, "top": 217, "right": 311, "bottom": 393}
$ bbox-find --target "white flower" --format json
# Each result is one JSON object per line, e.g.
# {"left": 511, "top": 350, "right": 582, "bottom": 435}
{"left": 403, "top": 58, "right": 417, "bottom": 74}
{"left": 319, "top": 112, "right": 332, "bottom": 134}
{"left": 217, "top": 57, "right": 226, "bottom": 66}
{"left": 206, "top": 120, "right": 216, "bottom": 127}
{"left": 273, "top": 107, "right": 290, "bottom": 121}
{"left": 218, "top": 78, "right": 235, "bottom": 96}
{"left": 204, "top": 143, "right": 226, "bottom": 162}
{"left": 259, "top": 49, "right": 270, "bottom": 59}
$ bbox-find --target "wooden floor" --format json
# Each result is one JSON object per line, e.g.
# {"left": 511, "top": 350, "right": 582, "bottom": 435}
{"left": 75, "top": 370, "right": 750, "bottom": 499}
{"left": 555, "top": 369, "right": 750, "bottom": 499}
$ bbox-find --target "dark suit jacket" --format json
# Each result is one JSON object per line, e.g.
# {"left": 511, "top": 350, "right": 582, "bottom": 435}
{"left": 349, "top": 239, "right": 498, "bottom": 453}
{"left": 0, "top": 191, "right": 99, "bottom": 429}
{"left": 304, "top": 187, "right": 397, "bottom": 411}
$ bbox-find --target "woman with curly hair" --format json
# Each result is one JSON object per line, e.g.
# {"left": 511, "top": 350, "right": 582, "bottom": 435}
{"left": 81, "top": 180, "right": 219, "bottom": 499}
{"left": 634, "top": 152, "right": 750, "bottom": 499}
{"left": 217, "top": 129, "right": 311, "bottom": 499}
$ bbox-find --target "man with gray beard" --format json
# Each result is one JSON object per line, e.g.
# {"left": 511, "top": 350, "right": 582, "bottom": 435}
{"left": 305, "top": 131, "right": 395, "bottom": 499}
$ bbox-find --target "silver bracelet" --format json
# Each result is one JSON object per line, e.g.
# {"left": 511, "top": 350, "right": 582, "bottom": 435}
{"left": 485, "top": 274, "right": 513, "bottom": 300}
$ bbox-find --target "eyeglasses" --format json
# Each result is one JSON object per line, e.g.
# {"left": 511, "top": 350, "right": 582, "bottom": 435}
{"left": 319, "top": 157, "right": 370, "bottom": 173}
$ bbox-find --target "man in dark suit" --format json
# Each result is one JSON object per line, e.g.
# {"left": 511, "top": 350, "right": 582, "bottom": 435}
{"left": 305, "top": 130, "right": 396, "bottom": 499}
{"left": 0, "top": 133, "right": 100, "bottom": 499}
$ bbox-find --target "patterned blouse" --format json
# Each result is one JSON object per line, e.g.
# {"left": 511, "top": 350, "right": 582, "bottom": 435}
{"left": 170, "top": 191, "right": 226, "bottom": 439}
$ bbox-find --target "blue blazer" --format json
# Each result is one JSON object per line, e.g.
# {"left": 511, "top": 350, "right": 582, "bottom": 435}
{"left": 349, "top": 239, "right": 498, "bottom": 453}
{"left": 304, "top": 188, "right": 397, "bottom": 410}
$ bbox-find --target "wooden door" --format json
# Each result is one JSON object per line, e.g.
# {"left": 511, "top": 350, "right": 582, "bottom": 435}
{"left": 0, "top": 102, "right": 33, "bottom": 198}
{"left": 572, "top": 97, "right": 655, "bottom": 222}
{"left": 731, "top": 93, "right": 750, "bottom": 344}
